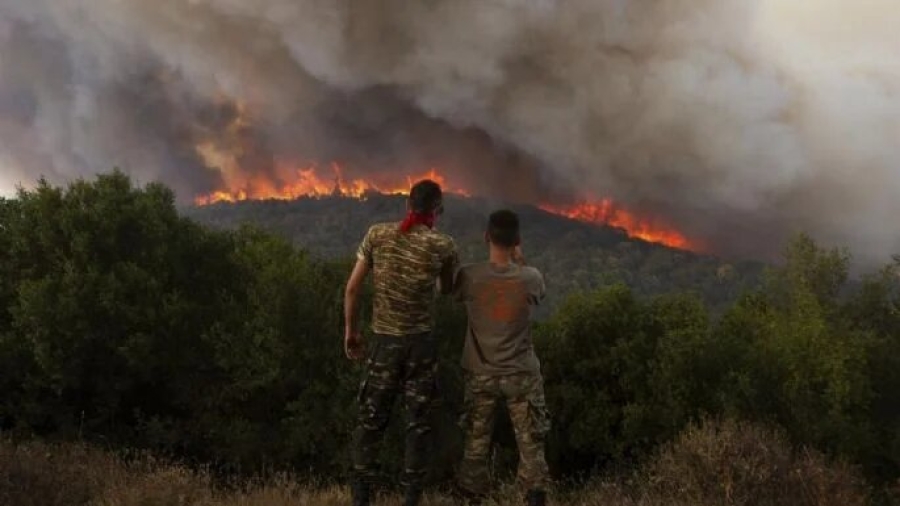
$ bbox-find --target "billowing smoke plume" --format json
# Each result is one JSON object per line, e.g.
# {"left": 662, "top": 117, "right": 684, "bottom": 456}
{"left": 1, "top": 0, "right": 898, "bottom": 264}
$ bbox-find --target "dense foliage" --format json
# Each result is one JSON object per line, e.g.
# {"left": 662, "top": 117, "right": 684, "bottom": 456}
{"left": 1, "top": 172, "right": 899, "bottom": 488}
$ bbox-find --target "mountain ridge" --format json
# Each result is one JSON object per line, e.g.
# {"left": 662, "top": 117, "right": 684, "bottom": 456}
{"left": 184, "top": 194, "right": 764, "bottom": 312}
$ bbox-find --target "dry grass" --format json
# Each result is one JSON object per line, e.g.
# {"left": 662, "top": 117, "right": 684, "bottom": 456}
{"left": 639, "top": 419, "right": 869, "bottom": 506}
{"left": 0, "top": 420, "right": 885, "bottom": 506}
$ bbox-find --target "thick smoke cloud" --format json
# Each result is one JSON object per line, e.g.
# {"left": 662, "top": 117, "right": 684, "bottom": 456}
{"left": 0, "top": 0, "right": 898, "bottom": 263}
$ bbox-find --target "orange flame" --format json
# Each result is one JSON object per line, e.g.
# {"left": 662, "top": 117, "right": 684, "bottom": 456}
{"left": 193, "top": 154, "right": 693, "bottom": 250}
{"left": 539, "top": 200, "right": 695, "bottom": 250}
{"left": 193, "top": 164, "right": 470, "bottom": 206}
{"left": 190, "top": 97, "right": 695, "bottom": 250}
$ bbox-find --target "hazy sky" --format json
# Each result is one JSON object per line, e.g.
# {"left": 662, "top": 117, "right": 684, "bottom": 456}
{"left": 0, "top": 0, "right": 898, "bottom": 264}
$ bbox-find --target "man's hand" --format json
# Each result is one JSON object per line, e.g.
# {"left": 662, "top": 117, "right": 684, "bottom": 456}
{"left": 512, "top": 245, "right": 526, "bottom": 265}
{"left": 344, "top": 258, "right": 370, "bottom": 361}
{"left": 344, "top": 330, "right": 365, "bottom": 361}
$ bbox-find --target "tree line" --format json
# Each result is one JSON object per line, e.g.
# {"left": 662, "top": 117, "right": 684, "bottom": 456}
{"left": 1, "top": 172, "right": 898, "bottom": 486}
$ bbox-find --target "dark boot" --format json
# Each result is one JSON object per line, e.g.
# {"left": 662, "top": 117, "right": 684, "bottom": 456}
{"left": 525, "top": 489, "right": 547, "bottom": 506}
{"left": 351, "top": 480, "right": 370, "bottom": 506}
{"left": 403, "top": 487, "right": 423, "bottom": 506}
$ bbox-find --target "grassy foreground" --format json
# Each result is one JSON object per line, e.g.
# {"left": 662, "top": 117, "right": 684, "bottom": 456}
{"left": 0, "top": 419, "right": 890, "bottom": 506}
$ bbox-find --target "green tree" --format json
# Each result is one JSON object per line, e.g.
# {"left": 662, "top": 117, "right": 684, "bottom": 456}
{"left": 714, "top": 235, "right": 874, "bottom": 463}
{"left": 196, "top": 227, "right": 359, "bottom": 473}
{"left": 536, "top": 285, "right": 716, "bottom": 473}
{"left": 637, "top": 293, "right": 718, "bottom": 442}
{"left": 1, "top": 172, "right": 236, "bottom": 439}
{"left": 843, "top": 258, "right": 900, "bottom": 479}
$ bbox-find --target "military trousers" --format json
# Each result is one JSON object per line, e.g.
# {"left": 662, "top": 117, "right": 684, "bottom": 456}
{"left": 352, "top": 332, "right": 438, "bottom": 490}
{"left": 458, "top": 371, "right": 551, "bottom": 495}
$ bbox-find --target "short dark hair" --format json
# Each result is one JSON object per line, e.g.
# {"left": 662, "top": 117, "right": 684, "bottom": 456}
{"left": 409, "top": 179, "right": 443, "bottom": 214}
{"left": 488, "top": 209, "right": 520, "bottom": 247}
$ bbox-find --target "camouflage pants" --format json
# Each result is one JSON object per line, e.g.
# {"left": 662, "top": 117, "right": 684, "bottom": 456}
{"left": 458, "top": 372, "right": 551, "bottom": 495}
{"left": 352, "top": 333, "right": 438, "bottom": 490}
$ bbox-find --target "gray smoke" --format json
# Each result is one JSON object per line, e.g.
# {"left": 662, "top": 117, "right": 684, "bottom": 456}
{"left": 0, "top": 0, "right": 898, "bottom": 264}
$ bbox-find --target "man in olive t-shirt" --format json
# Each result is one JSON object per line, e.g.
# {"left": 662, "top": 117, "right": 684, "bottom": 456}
{"left": 454, "top": 210, "right": 550, "bottom": 506}
{"left": 343, "top": 179, "right": 458, "bottom": 506}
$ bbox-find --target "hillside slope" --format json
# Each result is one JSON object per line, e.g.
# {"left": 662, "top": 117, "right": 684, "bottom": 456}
{"left": 185, "top": 194, "right": 763, "bottom": 311}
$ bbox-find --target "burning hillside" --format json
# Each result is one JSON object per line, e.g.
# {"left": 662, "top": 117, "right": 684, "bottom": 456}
{"left": 194, "top": 164, "right": 697, "bottom": 251}
{"left": 188, "top": 97, "right": 695, "bottom": 250}
{"left": 539, "top": 201, "right": 694, "bottom": 251}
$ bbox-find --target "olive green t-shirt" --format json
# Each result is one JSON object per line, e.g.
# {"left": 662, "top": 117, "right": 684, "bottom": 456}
{"left": 455, "top": 262, "right": 546, "bottom": 375}
{"left": 357, "top": 222, "right": 458, "bottom": 336}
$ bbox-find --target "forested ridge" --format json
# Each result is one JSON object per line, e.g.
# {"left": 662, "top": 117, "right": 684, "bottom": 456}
{"left": 1, "top": 172, "right": 899, "bottom": 499}
{"left": 185, "top": 193, "right": 764, "bottom": 315}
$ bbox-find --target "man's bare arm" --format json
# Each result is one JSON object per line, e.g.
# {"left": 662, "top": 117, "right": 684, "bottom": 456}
{"left": 344, "top": 258, "right": 370, "bottom": 360}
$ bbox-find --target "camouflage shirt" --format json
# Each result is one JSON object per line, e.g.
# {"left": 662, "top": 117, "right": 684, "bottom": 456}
{"left": 357, "top": 222, "right": 458, "bottom": 336}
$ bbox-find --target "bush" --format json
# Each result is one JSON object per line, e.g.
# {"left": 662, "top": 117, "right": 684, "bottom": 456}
{"left": 642, "top": 418, "right": 867, "bottom": 506}
{"left": 537, "top": 286, "right": 719, "bottom": 474}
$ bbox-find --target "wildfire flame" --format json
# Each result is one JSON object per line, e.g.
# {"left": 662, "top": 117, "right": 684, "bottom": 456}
{"left": 195, "top": 167, "right": 695, "bottom": 250}
{"left": 191, "top": 100, "right": 470, "bottom": 205}
{"left": 193, "top": 163, "right": 469, "bottom": 206}
{"left": 539, "top": 201, "right": 694, "bottom": 250}
{"left": 191, "top": 99, "right": 694, "bottom": 250}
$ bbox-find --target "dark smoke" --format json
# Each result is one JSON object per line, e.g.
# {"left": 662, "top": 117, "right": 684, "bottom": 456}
{"left": 0, "top": 0, "right": 898, "bottom": 264}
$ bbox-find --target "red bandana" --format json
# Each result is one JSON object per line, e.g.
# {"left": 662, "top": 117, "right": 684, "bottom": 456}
{"left": 399, "top": 211, "right": 436, "bottom": 233}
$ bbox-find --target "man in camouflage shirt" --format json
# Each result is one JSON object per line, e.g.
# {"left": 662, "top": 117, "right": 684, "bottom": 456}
{"left": 344, "top": 179, "right": 458, "bottom": 506}
{"left": 454, "top": 210, "right": 550, "bottom": 506}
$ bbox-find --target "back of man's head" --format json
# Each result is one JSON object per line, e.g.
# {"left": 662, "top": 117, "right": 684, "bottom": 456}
{"left": 409, "top": 179, "right": 443, "bottom": 214}
{"left": 488, "top": 209, "right": 520, "bottom": 248}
